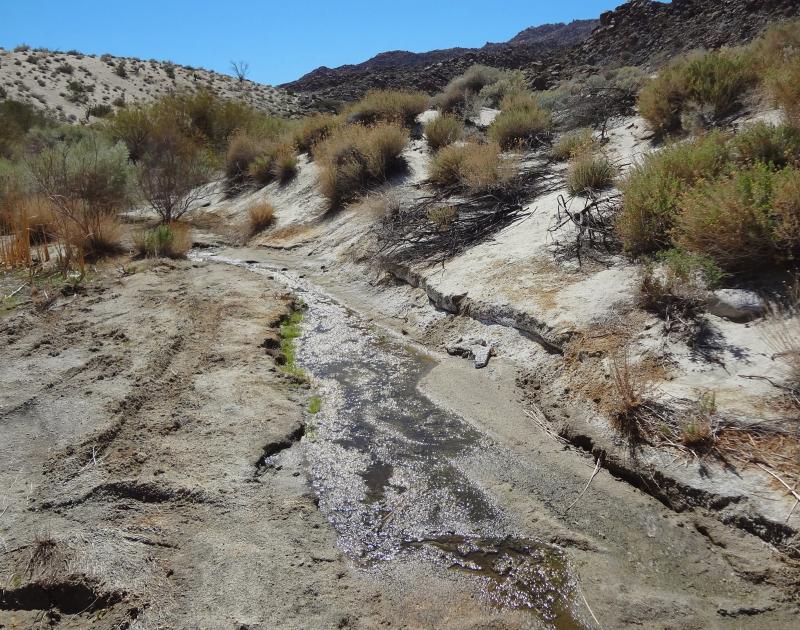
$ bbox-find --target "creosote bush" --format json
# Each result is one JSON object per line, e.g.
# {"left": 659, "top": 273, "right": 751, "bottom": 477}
{"left": 731, "top": 122, "right": 800, "bottom": 168}
{"left": 314, "top": 123, "right": 408, "bottom": 205}
{"left": 345, "top": 90, "right": 428, "bottom": 126}
{"left": 617, "top": 132, "right": 731, "bottom": 255}
{"left": 429, "top": 142, "right": 512, "bottom": 193}
{"left": 674, "top": 164, "right": 800, "bottom": 272}
{"left": 424, "top": 114, "right": 463, "bottom": 151}
{"left": 488, "top": 92, "right": 550, "bottom": 150}
{"left": 134, "top": 222, "right": 191, "bottom": 258}
{"left": 638, "top": 49, "right": 754, "bottom": 134}
{"left": 567, "top": 153, "right": 615, "bottom": 196}
{"left": 247, "top": 201, "right": 276, "bottom": 236}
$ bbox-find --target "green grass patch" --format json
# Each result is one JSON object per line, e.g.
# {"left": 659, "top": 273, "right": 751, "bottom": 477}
{"left": 280, "top": 309, "right": 307, "bottom": 379}
{"left": 307, "top": 395, "right": 322, "bottom": 414}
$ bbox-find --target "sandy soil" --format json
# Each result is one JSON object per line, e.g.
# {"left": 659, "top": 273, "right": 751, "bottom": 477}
{"left": 0, "top": 260, "right": 400, "bottom": 628}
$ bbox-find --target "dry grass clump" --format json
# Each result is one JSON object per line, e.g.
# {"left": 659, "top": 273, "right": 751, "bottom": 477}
{"left": 225, "top": 130, "right": 264, "bottom": 185}
{"left": 638, "top": 49, "right": 755, "bottom": 134}
{"left": 763, "top": 281, "right": 800, "bottom": 396}
{"left": 566, "top": 153, "right": 615, "bottom": 196}
{"left": 428, "top": 142, "right": 513, "bottom": 193}
{"left": 609, "top": 352, "right": 653, "bottom": 442}
{"left": 550, "top": 128, "right": 595, "bottom": 161}
{"left": 248, "top": 143, "right": 298, "bottom": 186}
{"left": 732, "top": 122, "right": 800, "bottom": 168}
{"left": 345, "top": 90, "right": 429, "bottom": 126}
{"left": 134, "top": 222, "right": 191, "bottom": 258}
{"left": 617, "top": 132, "right": 731, "bottom": 255}
{"left": 247, "top": 202, "right": 276, "bottom": 237}
{"left": 424, "top": 114, "right": 463, "bottom": 151}
{"left": 314, "top": 123, "right": 408, "bottom": 205}
{"left": 434, "top": 65, "right": 506, "bottom": 113}
{"left": 488, "top": 92, "right": 551, "bottom": 150}
{"left": 292, "top": 114, "right": 340, "bottom": 154}
{"left": 767, "top": 56, "right": 800, "bottom": 129}
{"left": 674, "top": 164, "right": 800, "bottom": 272}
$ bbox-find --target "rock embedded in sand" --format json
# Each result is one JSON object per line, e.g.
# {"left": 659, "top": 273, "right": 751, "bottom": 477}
{"left": 705, "top": 289, "right": 766, "bottom": 323}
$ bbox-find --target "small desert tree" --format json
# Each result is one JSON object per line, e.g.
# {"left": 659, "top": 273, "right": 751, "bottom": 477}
{"left": 137, "top": 123, "right": 213, "bottom": 223}
{"left": 231, "top": 60, "right": 249, "bottom": 85}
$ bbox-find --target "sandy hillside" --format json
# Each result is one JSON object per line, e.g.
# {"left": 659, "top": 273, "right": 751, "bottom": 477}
{"left": 0, "top": 46, "right": 310, "bottom": 122}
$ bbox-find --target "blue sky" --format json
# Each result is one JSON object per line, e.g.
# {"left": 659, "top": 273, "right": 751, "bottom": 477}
{"left": 0, "top": 1, "right": 622, "bottom": 85}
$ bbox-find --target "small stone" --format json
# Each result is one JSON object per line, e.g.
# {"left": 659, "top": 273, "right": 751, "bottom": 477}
{"left": 705, "top": 289, "right": 766, "bottom": 322}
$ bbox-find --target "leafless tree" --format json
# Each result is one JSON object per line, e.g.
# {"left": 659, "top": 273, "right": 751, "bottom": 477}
{"left": 230, "top": 60, "right": 250, "bottom": 85}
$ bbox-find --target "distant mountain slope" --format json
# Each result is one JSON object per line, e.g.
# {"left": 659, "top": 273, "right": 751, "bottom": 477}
{"left": 535, "top": 0, "right": 800, "bottom": 84}
{"left": 281, "top": 20, "right": 597, "bottom": 101}
{"left": 0, "top": 47, "right": 311, "bottom": 123}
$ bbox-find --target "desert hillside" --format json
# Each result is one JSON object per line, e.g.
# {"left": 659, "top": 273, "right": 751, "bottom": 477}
{"left": 0, "top": 46, "right": 311, "bottom": 122}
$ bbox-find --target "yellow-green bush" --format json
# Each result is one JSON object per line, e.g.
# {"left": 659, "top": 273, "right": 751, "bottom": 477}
{"left": 617, "top": 132, "right": 731, "bottom": 255}
{"left": 767, "top": 56, "right": 800, "bottom": 129}
{"left": 488, "top": 92, "right": 550, "bottom": 150}
{"left": 429, "top": 142, "right": 511, "bottom": 193}
{"left": 248, "top": 143, "right": 298, "bottom": 186}
{"left": 638, "top": 50, "right": 754, "bottom": 134}
{"left": 434, "top": 65, "right": 506, "bottom": 112}
{"left": 567, "top": 153, "right": 615, "bottom": 196}
{"left": 424, "top": 114, "right": 462, "bottom": 151}
{"left": 674, "top": 164, "right": 800, "bottom": 271}
{"left": 732, "top": 122, "right": 800, "bottom": 167}
{"left": 314, "top": 123, "right": 408, "bottom": 205}
{"left": 345, "top": 90, "right": 429, "bottom": 126}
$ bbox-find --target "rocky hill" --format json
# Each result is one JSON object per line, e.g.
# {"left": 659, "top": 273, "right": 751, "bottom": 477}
{"left": 533, "top": 0, "right": 800, "bottom": 85}
{"left": 0, "top": 47, "right": 311, "bottom": 123}
{"left": 281, "top": 20, "right": 597, "bottom": 102}
{"left": 283, "top": 0, "right": 800, "bottom": 101}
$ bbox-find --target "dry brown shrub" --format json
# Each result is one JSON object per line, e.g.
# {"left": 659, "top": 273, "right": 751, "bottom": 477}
{"left": 429, "top": 142, "right": 514, "bottom": 193}
{"left": 247, "top": 202, "right": 276, "bottom": 237}
{"left": 609, "top": 351, "right": 653, "bottom": 441}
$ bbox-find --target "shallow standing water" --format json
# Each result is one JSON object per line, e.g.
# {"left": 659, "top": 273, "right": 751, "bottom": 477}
{"left": 194, "top": 252, "right": 588, "bottom": 629}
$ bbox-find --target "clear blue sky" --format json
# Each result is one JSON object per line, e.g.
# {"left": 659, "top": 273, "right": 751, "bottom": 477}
{"left": 0, "top": 1, "right": 623, "bottom": 85}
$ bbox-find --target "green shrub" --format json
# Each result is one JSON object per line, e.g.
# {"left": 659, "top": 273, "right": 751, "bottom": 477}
{"left": 424, "top": 114, "right": 462, "bottom": 151}
{"left": 346, "top": 90, "right": 428, "bottom": 126}
{"left": 674, "top": 164, "right": 800, "bottom": 271}
{"left": 767, "top": 56, "right": 800, "bottom": 129}
{"left": 114, "top": 60, "right": 127, "bottom": 78}
{"left": 134, "top": 222, "right": 191, "bottom": 258}
{"left": 87, "top": 103, "right": 114, "bottom": 118}
{"left": 567, "top": 153, "right": 615, "bottom": 196}
{"left": 551, "top": 128, "right": 595, "bottom": 161}
{"left": 0, "top": 99, "right": 51, "bottom": 158}
{"left": 732, "top": 122, "right": 800, "bottom": 167}
{"left": 314, "top": 123, "right": 408, "bottom": 205}
{"left": 429, "top": 142, "right": 512, "bottom": 193}
{"left": 638, "top": 50, "right": 755, "bottom": 134}
{"left": 478, "top": 70, "right": 528, "bottom": 108}
{"left": 488, "top": 92, "right": 550, "bottom": 149}
{"left": 617, "top": 132, "right": 731, "bottom": 255}
{"left": 748, "top": 19, "right": 800, "bottom": 74}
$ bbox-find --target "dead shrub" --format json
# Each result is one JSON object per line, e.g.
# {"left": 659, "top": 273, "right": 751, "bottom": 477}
{"left": 566, "top": 153, "right": 615, "bottom": 196}
{"left": 247, "top": 202, "right": 276, "bottom": 236}
{"left": 314, "top": 123, "right": 408, "bottom": 205}
{"left": 424, "top": 114, "right": 462, "bottom": 151}
{"left": 346, "top": 90, "right": 429, "bottom": 126}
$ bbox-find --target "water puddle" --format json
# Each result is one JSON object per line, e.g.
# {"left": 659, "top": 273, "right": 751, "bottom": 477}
{"left": 193, "top": 251, "right": 588, "bottom": 629}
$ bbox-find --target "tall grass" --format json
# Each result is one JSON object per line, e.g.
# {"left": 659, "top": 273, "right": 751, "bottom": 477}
{"left": 314, "top": 123, "right": 408, "bottom": 205}
{"left": 134, "top": 222, "right": 191, "bottom": 258}
{"left": 345, "top": 90, "right": 429, "bottom": 126}
{"left": 247, "top": 202, "right": 276, "bottom": 237}
{"left": 567, "top": 153, "right": 615, "bottom": 196}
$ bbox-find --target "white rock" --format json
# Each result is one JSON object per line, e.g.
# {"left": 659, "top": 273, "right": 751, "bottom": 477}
{"left": 705, "top": 289, "right": 765, "bottom": 322}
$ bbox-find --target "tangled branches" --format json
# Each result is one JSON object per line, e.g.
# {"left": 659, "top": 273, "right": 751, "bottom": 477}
{"left": 376, "top": 167, "right": 557, "bottom": 266}
{"left": 547, "top": 193, "right": 621, "bottom": 266}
